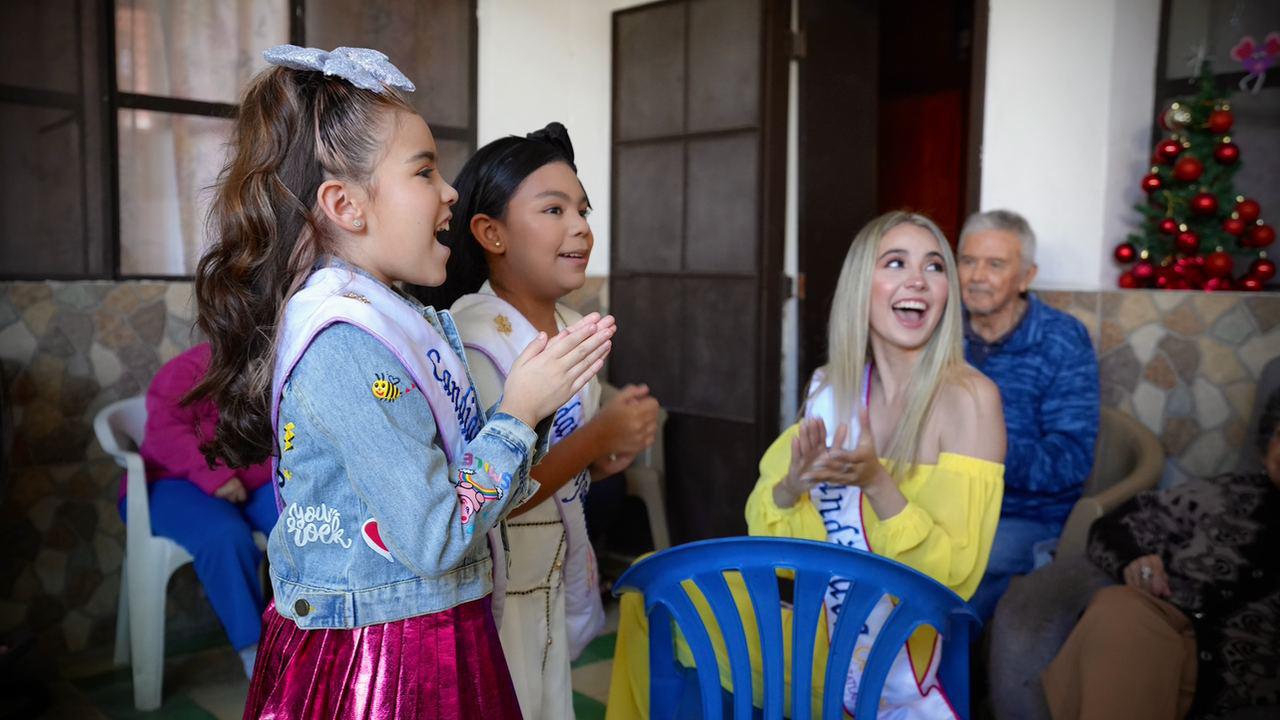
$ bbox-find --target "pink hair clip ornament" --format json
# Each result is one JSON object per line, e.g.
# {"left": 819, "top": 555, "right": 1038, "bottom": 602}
{"left": 1229, "top": 32, "right": 1280, "bottom": 94}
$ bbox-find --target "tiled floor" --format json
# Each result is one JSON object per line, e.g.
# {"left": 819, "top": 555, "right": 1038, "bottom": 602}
{"left": 47, "top": 603, "right": 620, "bottom": 720}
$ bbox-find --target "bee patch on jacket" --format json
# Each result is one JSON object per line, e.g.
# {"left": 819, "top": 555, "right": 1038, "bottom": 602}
{"left": 370, "top": 373, "right": 414, "bottom": 402}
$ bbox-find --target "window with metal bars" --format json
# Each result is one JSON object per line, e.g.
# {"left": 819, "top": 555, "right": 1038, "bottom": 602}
{"left": 0, "top": 0, "right": 476, "bottom": 280}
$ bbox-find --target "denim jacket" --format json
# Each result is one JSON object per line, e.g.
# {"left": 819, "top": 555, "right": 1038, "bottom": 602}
{"left": 267, "top": 264, "right": 546, "bottom": 629}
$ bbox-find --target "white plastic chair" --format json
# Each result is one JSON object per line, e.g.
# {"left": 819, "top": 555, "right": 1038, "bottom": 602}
{"left": 94, "top": 396, "right": 193, "bottom": 711}
{"left": 602, "top": 383, "right": 671, "bottom": 551}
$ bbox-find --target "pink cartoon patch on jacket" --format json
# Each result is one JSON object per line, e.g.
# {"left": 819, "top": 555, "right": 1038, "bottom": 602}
{"left": 453, "top": 468, "right": 502, "bottom": 525}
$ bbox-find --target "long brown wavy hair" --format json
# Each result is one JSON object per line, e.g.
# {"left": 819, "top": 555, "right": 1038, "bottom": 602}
{"left": 188, "top": 66, "right": 413, "bottom": 469}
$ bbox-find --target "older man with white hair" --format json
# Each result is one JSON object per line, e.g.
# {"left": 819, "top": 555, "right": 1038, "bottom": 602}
{"left": 958, "top": 209, "right": 1100, "bottom": 623}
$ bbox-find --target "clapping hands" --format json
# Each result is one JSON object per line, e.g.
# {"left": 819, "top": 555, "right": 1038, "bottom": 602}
{"left": 773, "top": 408, "right": 890, "bottom": 509}
{"left": 500, "top": 313, "right": 615, "bottom": 428}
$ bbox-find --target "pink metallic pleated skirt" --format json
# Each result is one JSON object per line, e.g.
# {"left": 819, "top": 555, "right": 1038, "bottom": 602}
{"left": 243, "top": 597, "right": 523, "bottom": 719}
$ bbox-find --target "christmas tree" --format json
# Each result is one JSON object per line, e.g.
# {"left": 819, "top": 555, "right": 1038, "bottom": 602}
{"left": 1114, "top": 65, "right": 1275, "bottom": 291}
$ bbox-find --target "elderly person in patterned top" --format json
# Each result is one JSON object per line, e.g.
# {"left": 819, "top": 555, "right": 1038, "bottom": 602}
{"left": 1041, "top": 387, "right": 1280, "bottom": 720}
{"left": 957, "top": 209, "right": 1100, "bottom": 622}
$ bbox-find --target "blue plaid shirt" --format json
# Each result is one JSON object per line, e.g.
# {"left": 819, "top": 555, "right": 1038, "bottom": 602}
{"left": 964, "top": 294, "right": 1099, "bottom": 525}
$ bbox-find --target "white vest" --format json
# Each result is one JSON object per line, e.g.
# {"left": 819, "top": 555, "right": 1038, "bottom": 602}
{"left": 451, "top": 289, "right": 607, "bottom": 659}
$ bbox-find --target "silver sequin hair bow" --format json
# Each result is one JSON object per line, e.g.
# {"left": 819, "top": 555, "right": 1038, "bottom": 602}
{"left": 263, "top": 44, "right": 415, "bottom": 94}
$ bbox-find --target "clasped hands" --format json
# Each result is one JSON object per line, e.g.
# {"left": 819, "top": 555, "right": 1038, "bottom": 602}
{"left": 773, "top": 408, "right": 888, "bottom": 509}
{"left": 1123, "top": 553, "right": 1172, "bottom": 599}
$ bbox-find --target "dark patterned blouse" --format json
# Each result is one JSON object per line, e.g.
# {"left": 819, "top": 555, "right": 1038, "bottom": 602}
{"left": 1087, "top": 472, "right": 1279, "bottom": 719}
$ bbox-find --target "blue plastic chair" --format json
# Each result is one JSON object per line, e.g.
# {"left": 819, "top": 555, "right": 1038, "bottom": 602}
{"left": 612, "top": 537, "right": 979, "bottom": 719}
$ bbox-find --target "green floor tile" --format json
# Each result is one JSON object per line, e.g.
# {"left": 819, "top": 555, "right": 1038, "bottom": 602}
{"left": 572, "top": 632, "right": 617, "bottom": 669}
{"left": 164, "top": 630, "right": 230, "bottom": 657}
{"left": 573, "top": 690, "right": 607, "bottom": 720}
{"left": 72, "top": 665, "right": 136, "bottom": 691}
{"left": 82, "top": 680, "right": 218, "bottom": 720}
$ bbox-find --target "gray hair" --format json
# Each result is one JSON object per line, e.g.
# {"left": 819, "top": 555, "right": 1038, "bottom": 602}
{"left": 959, "top": 209, "right": 1037, "bottom": 268}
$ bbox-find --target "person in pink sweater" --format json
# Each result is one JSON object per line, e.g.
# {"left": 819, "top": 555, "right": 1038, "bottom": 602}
{"left": 119, "top": 342, "right": 278, "bottom": 677}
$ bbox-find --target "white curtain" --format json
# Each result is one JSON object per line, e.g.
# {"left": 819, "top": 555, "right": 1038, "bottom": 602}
{"left": 117, "top": 0, "right": 287, "bottom": 276}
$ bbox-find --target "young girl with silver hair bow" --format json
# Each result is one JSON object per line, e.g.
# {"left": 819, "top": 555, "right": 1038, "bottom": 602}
{"left": 188, "top": 44, "right": 615, "bottom": 718}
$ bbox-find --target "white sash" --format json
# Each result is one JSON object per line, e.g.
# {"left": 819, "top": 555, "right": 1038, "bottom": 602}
{"left": 805, "top": 372, "right": 956, "bottom": 719}
{"left": 451, "top": 290, "right": 606, "bottom": 659}
{"left": 272, "top": 267, "right": 486, "bottom": 561}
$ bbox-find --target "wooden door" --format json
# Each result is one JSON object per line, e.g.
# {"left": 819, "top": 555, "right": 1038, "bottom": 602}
{"left": 609, "top": 0, "right": 789, "bottom": 541}
{"left": 795, "top": 0, "right": 880, "bottom": 387}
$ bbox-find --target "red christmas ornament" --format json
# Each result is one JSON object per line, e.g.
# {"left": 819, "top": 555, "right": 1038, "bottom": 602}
{"left": 1237, "top": 198, "right": 1261, "bottom": 223}
{"left": 1118, "top": 271, "right": 1140, "bottom": 289}
{"left": 1173, "top": 157, "right": 1204, "bottom": 182}
{"left": 1223, "top": 217, "right": 1246, "bottom": 236}
{"left": 1156, "top": 139, "right": 1183, "bottom": 161}
{"left": 1113, "top": 242, "right": 1137, "bottom": 263}
{"left": 1158, "top": 218, "right": 1179, "bottom": 235}
{"left": 1207, "top": 109, "right": 1234, "bottom": 134}
{"left": 1240, "top": 275, "right": 1264, "bottom": 292}
{"left": 1191, "top": 193, "right": 1219, "bottom": 215}
{"left": 1141, "top": 174, "right": 1163, "bottom": 193}
{"left": 1205, "top": 251, "right": 1234, "bottom": 277}
{"left": 1203, "top": 276, "right": 1236, "bottom": 292}
{"left": 1250, "top": 258, "right": 1276, "bottom": 281}
{"left": 1175, "top": 231, "right": 1200, "bottom": 254}
{"left": 1133, "top": 260, "right": 1156, "bottom": 280}
{"left": 1248, "top": 224, "right": 1276, "bottom": 248}
{"left": 1175, "top": 259, "right": 1205, "bottom": 287}
{"left": 1214, "top": 142, "right": 1239, "bottom": 165}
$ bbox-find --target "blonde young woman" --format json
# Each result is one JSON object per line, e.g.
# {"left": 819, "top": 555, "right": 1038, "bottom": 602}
{"left": 606, "top": 211, "right": 1007, "bottom": 718}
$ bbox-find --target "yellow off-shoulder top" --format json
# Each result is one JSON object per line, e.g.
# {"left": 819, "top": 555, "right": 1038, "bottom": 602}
{"left": 747, "top": 423, "right": 1005, "bottom": 602}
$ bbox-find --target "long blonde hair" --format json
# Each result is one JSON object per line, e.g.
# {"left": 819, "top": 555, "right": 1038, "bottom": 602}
{"left": 815, "top": 210, "right": 965, "bottom": 480}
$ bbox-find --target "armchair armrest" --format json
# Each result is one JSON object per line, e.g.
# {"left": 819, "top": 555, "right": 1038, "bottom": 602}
{"left": 122, "top": 451, "right": 154, "bottom": 543}
{"left": 1087, "top": 420, "right": 1164, "bottom": 514}
{"left": 1056, "top": 410, "right": 1164, "bottom": 563}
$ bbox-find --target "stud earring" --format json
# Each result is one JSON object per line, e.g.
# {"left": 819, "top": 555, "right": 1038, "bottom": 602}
{"left": 353, "top": 219, "right": 364, "bottom": 229}
{"left": 494, "top": 241, "right": 502, "bottom": 247}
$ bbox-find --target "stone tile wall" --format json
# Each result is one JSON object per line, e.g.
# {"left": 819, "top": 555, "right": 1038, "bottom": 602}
{"left": 0, "top": 280, "right": 205, "bottom": 658}
{"left": 0, "top": 277, "right": 609, "bottom": 659}
{"left": 2, "top": 278, "right": 1274, "bottom": 658}
{"left": 1039, "top": 290, "right": 1280, "bottom": 484}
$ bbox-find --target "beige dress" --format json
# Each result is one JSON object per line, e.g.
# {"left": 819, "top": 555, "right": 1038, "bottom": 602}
{"left": 461, "top": 300, "right": 601, "bottom": 720}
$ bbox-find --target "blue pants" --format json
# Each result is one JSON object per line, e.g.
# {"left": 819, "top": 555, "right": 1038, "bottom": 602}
{"left": 969, "top": 516, "right": 1062, "bottom": 624}
{"left": 120, "top": 479, "right": 280, "bottom": 650}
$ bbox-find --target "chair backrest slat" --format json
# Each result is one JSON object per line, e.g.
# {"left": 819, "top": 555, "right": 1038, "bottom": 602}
{"left": 95, "top": 397, "right": 146, "bottom": 465}
{"left": 614, "top": 537, "right": 978, "bottom": 720}
{"left": 655, "top": 583, "right": 726, "bottom": 719}
{"left": 695, "top": 570, "right": 756, "bottom": 718}
{"left": 853, "top": 603, "right": 923, "bottom": 720}
{"left": 788, "top": 566, "right": 830, "bottom": 720}
{"left": 741, "top": 566, "right": 785, "bottom": 720}
{"left": 821, "top": 584, "right": 883, "bottom": 719}
{"left": 647, "top": 604, "right": 681, "bottom": 720}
